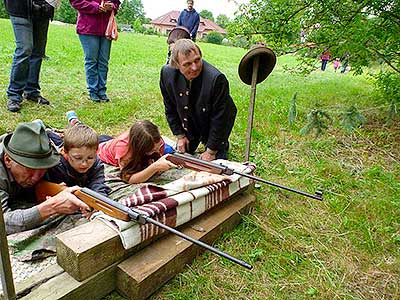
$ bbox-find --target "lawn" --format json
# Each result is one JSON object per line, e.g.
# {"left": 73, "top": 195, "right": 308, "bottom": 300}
{"left": 0, "top": 18, "right": 399, "bottom": 300}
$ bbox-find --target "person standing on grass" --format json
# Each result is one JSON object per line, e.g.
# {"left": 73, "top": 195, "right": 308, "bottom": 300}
{"left": 4, "top": 0, "right": 54, "bottom": 113}
{"left": 320, "top": 48, "right": 331, "bottom": 71}
{"left": 333, "top": 58, "right": 340, "bottom": 72}
{"left": 160, "top": 39, "right": 237, "bottom": 161}
{"left": 177, "top": 0, "right": 200, "bottom": 42}
{"left": 69, "top": 0, "right": 120, "bottom": 103}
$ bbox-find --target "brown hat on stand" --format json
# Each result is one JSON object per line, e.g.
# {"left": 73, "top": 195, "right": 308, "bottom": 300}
{"left": 238, "top": 43, "right": 277, "bottom": 85}
{"left": 167, "top": 26, "right": 191, "bottom": 45}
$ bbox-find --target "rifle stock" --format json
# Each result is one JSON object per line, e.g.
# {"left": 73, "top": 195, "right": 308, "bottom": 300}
{"left": 166, "top": 153, "right": 323, "bottom": 201}
{"left": 35, "top": 181, "right": 130, "bottom": 221}
{"left": 35, "top": 181, "right": 252, "bottom": 270}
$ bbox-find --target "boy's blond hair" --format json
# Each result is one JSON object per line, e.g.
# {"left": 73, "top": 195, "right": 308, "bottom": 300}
{"left": 63, "top": 124, "right": 98, "bottom": 152}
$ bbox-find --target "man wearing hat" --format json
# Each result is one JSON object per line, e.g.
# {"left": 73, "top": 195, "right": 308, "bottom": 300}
{"left": 160, "top": 39, "right": 237, "bottom": 161}
{"left": 0, "top": 122, "right": 91, "bottom": 234}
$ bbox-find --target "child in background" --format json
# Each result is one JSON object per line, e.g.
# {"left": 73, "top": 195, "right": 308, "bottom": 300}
{"left": 97, "top": 120, "right": 177, "bottom": 184}
{"left": 45, "top": 118, "right": 110, "bottom": 196}
{"left": 333, "top": 58, "right": 340, "bottom": 72}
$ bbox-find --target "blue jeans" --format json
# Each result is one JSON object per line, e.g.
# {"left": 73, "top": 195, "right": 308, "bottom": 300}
{"left": 78, "top": 34, "right": 112, "bottom": 96}
{"left": 7, "top": 16, "right": 49, "bottom": 102}
{"left": 321, "top": 60, "right": 328, "bottom": 71}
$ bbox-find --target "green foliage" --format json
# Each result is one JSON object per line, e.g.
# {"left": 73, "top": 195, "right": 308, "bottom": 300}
{"left": 375, "top": 71, "right": 400, "bottom": 103}
{"left": 216, "top": 14, "right": 230, "bottom": 29}
{"left": 132, "top": 18, "right": 144, "bottom": 33}
{"left": 232, "top": 0, "right": 400, "bottom": 102}
{"left": 116, "top": 0, "right": 145, "bottom": 26}
{"left": 300, "top": 109, "right": 332, "bottom": 137}
{"left": 230, "top": 35, "right": 249, "bottom": 48}
{"left": 1, "top": 22, "right": 399, "bottom": 300}
{"left": 0, "top": 1, "right": 9, "bottom": 19}
{"left": 143, "top": 26, "right": 158, "bottom": 36}
{"left": 205, "top": 31, "right": 223, "bottom": 45}
{"left": 340, "top": 105, "right": 366, "bottom": 133}
{"left": 387, "top": 100, "right": 398, "bottom": 125}
{"left": 54, "top": 0, "right": 77, "bottom": 24}
{"left": 199, "top": 9, "right": 214, "bottom": 21}
{"left": 221, "top": 38, "right": 233, "bottom": 47}
{"left": 288, "top": 92, "right": 297, "bottom": 126}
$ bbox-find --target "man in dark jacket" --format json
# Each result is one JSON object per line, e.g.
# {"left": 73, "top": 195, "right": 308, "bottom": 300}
{"left": 160, "top": 39, "right": 237, "bottom": 161}
{"left": 4, "top": 0, "right": 54, "bottom": 112}
{"left": 177, "top": 0, "right": 200, "bottom": 41}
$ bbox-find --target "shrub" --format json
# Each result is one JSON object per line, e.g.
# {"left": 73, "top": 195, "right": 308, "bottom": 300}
{"left": 221, "top": 38, "right": 232, "bottom": 46}
{"left": 205, "top": 31, "right": 223, "bottom": 45}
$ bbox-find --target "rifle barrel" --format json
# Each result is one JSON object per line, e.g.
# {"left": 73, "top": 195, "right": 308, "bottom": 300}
{"left": 235, "top": 172, "right": 323, "bottom": 201}
{"left": 134, "top": 211, "right": 253, "bottom": 270}
{"left": 81, "top": 188, "right": 253, "bottom": 270}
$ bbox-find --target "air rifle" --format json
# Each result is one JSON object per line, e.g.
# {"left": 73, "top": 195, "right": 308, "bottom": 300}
{"left": 166, "top": 152, "right": 323, "bottom": 201}
{"left": 35, "top": 181, "right": 253, "bottom": 270}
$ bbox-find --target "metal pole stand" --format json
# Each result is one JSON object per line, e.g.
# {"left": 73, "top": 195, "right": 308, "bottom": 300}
{"left": 238, "top": 44, "right": 277, "bottom": 161}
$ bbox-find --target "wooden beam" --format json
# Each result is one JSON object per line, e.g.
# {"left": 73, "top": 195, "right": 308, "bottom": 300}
{"left": 56, "top": 219, "right": 155, "bottom": 282}
{"left": 57, "top": 187, "right": 253, "bottom": 282}
{"left": 116, "top": 191, "right": 255, "bottom": 300}
{"left": 18, "top": 262, "right": 117, "bottom": 300}
{"left": 16, "top": 191, "right": 254, "bottom": 300}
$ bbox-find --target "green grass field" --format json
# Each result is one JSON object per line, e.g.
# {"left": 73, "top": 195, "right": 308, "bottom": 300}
{"left": 0, "top": 19, "right": 399, "bottom": 300}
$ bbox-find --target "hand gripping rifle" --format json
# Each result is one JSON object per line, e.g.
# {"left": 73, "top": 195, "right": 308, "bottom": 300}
{"left": 166, "top": 153, "right": 323, "bottom": 201}
{"left": 35, "top": 181, "right": 253, "bottom": 270}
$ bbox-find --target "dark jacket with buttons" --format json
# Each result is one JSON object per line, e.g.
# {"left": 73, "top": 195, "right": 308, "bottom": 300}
{"left": 160, "top": 60, "right": 237, "bottom": 152}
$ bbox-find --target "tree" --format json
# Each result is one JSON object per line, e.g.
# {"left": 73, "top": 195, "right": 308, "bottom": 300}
{"left": 0, "top": 1, "right": 9, "bottom": 19}
{"left": 116, "top": 0, "right": 145, "bottom": 26}
{"left": 54, "top": 1, "right": 77, "bottom": 24}
{"left": 133, "top": 18, "right": 144, "bottom": 33}
{"left": 232, "top": 0, "right": 400, "bottom": 104}
{"left": 200, "top": 9, "right": 214, "bottom": 21}
{"left": 216, "top": 14, "right": 230, "bottom": 28}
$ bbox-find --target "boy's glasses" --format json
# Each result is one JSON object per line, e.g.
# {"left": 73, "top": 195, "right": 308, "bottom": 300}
{"left": 69, "top": 156, "right": 96, "bottom": 164}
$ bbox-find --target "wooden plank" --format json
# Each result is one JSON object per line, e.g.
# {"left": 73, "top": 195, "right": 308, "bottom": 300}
{"left": 15, "top": 264, "right": 64, "bottom": 298}
{"left": 15, "top": 191, "right": 254, "bottom": 300}
{"left": 18, "top": 262, "right": 117, "bottom": 300}
{"left": 116, "top": 191, "right": 255, "bottom": 300}
{"left": 56, "top": 219, "right": 123, "bottom": 281}
{"left": 56, "top": 219, "right": 155, "bottom": 282}
{"left": 57, "top": 187, "right": 253, "bottom": 282}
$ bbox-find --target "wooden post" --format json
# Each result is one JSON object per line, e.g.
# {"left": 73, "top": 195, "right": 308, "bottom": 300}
{"left": 0, "top": 207, "right": 16, "bottom": 300}
{"left": 244, "top": 56, "right": 260, "bottom": 161}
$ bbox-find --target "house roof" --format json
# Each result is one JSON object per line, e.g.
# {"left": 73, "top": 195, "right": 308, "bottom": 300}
{"left": 151, "top": 11, "right": 227, "bottom": 35}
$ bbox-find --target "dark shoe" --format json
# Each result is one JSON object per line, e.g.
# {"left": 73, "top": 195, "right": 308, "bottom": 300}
{"left": 7, "top": 100, "right": 21, "bottom": 112}
{"left": 98, "top": 94, "right": 110, "bottom": 102}
{"left": 89, "top": 93, "right": 101, "bottom": 103}
{"left": 25, "top": 94, "right": 50, "bottom": 105}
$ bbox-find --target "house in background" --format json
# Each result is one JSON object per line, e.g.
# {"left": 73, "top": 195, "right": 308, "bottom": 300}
{"left": 149, "top": 11, "right": 227, "bottom": 40}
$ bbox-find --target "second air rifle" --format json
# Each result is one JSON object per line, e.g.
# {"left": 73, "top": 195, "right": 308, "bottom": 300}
{"left": 166, "top": 152, "right": 323, "bottom": 201}
{"left": 35, "top": 181, "right": 253, "bottom": 270}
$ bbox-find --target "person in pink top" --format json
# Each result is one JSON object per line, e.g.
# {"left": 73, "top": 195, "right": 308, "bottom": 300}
{"left": 97, "top": 120, "right": 177, "bottom": 184}
{"left": 320, "top": 48, "right": 331, "bottom": 71}
{"left": 333, "top": 58, "right": 340, "bottom": 72}
{"left": 69, "top": 0, "right": 120, "bottom": 102}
